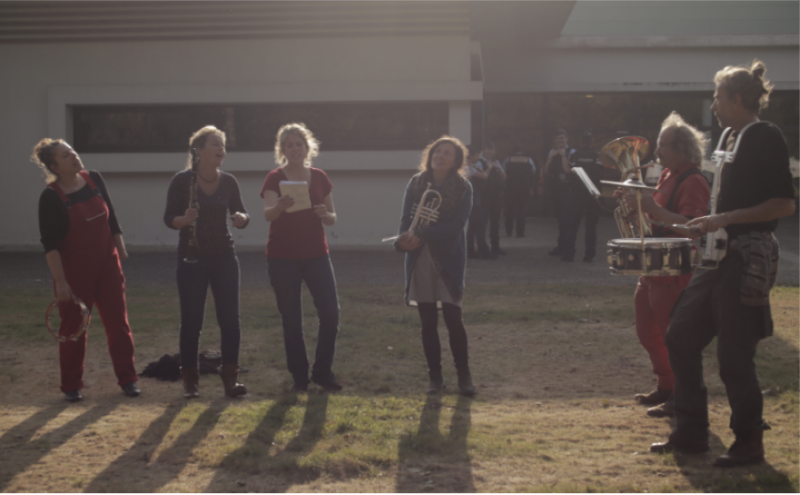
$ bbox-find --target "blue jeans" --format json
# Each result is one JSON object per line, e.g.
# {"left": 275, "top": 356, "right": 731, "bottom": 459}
{"left": 267, "top": 255, "right": 340, "bottom": 384}
{"left": 177, "top": 248, "right": 241, "bottom": 368}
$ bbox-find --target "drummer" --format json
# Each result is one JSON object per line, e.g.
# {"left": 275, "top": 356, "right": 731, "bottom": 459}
{"left": 620, "top": 112, "right": 710, "bottom": 418}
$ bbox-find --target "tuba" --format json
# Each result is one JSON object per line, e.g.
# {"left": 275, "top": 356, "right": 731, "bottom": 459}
{"left": 382, "top": 184, "right": 442, "bottom": 242}
{"left": 598, "top": 136, "right": 654, "bottom": 239}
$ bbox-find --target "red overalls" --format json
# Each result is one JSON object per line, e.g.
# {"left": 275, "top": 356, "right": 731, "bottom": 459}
{"left": 49, "top": 171, "right": 137, "bottom": 393}
{"left": 634, "top": 164, "right": 709, "bottom": 392}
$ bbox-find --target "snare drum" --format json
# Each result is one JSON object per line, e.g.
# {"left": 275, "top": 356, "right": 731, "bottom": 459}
{"left": 607, "top": 238, "right": 696, "bottom": 276}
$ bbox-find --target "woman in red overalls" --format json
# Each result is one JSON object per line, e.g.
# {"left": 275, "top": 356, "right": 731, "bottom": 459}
{"left": 34, "top": 138, "right": 139, "bottom": 402}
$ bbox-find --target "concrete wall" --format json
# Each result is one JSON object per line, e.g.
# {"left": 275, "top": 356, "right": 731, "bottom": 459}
{"left": 1, "top": 35, "right": 480, "bottom": 250}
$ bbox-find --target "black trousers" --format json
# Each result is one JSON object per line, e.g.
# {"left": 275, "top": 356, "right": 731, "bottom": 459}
{"left": 504, "top": 189, "right": 529, "bottom": 236}
{"left": 417, "top": 303, "right": 469, "bottom": 371}
{"left": 484, "top": 190, "right": 503, "bottom": 250}
{"left": 666, "top": 251, "right": 770, "bottom": 438}
{"left": 177, "top": 248, "right": 241, "bottom": 368}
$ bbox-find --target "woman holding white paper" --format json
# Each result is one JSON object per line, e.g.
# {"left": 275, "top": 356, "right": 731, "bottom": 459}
{"left": 261, "top": 123, "right": 342, "bottom": 392}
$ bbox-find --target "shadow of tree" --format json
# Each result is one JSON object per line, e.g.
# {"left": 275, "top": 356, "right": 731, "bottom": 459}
{"left": 0, "top": 402, "right": 114, "bottom": 491}
{"left": 396, "top": 394, "right": 474, "bottom": 493}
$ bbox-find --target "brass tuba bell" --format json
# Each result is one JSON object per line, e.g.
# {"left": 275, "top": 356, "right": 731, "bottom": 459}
{"left": 599, "top": 136, "right": 654, "bottom": 239}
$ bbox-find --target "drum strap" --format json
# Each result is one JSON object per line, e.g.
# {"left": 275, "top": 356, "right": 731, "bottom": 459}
{"left": 652, "top": 168, "right": 703, "bottom": 237}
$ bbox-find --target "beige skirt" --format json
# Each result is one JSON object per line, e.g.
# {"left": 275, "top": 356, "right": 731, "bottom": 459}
{"left": 408, "top": 244, "right": 462, "bottom": 308}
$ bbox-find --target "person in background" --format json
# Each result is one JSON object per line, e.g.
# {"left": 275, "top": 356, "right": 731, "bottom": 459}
{"left": 466, "top": 145, "right": 496, "bottom": 260}
{"left": 544, "top": 129, "right": 578, "bottom": 261}
{"left": 394, "top": 136, "right": 476, "bottom": 397}
{"left": 650, "top": 60, "right": 795, "bottom": 467}
{"left": 34, "top": 138, "right": 139, "bottom": 402}
{"left": 572, "top": 131, "right": 603, "bottom": 262}
{"left": 164, "top": 125, "right": 249, "bottom": 399}
{"left": 261, "top": 123, "right": 342, "bottom": 392}
{"left": 502, "top": 144, "right": 536, "bottom": 238}
{"left": 479, "top": 142, "right": 507, "bottom": 255}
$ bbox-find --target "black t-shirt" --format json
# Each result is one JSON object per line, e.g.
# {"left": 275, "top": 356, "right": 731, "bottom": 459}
{"left": 163, "top": 169, "right": 248, "bottom": 258}
{"left": 718, "top": 122, "right": 795, "bottom": 237}
{"left": 38, "top": 170, "right": 122, "bottom": 254}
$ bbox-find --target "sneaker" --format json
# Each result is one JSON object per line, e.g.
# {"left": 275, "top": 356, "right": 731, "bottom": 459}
{"left": 65, "top": 389, "right": 83, "bottom": 402}
{"left": 646, "top": 398, "right": 674, "bottom": 418}
{"left": 635, "top": 387, "right": 672, "bottom": 406}
{"left": 121, "top": 381, "right": 141, "bottom": 397}
{"left": 311, "top": 373, "right": 343, "bottom": 391}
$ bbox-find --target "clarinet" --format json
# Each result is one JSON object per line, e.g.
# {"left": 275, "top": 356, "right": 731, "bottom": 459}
{"left": 184, "top": 148, "right": 200, "bottom": 263}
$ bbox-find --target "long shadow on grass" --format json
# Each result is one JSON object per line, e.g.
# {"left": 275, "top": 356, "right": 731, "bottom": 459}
{"left": 82, "top": 401, "right": 188, "bottom": 492}
{"left": 396, "top": 394, "right": 474, "bottom": 492}
{"left": 0, "top": 402, "right": 114, "bottom": 491}
{"left": 669, "top": 431, "right": 796, "bottom": 492}
{"left": 205, "top": 393, "right": 300, "bottom": 491}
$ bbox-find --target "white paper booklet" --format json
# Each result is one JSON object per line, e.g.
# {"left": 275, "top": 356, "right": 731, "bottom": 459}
{"left": 279, "top": 181, "right": 312, "bottom": 213}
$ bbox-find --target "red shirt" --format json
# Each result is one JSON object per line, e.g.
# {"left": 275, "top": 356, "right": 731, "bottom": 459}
{"left": 652, "top": 163, "right": 710, "bottom": 227}
{"left": 260, "top": 167, "right": 333, "bottom": 259}
{"left": 650, "top": 162, "right": 710, "bottom": 286}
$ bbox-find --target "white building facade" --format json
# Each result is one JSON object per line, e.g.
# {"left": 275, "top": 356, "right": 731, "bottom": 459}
{"left": 1, "top": 1, "right": 797, "bottom": 250}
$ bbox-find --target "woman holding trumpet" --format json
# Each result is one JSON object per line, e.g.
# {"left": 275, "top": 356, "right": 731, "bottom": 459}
{"left": 34, "top": 138, "right": 139, "bottom": 402}
{"left": 164, "top": 126, "right": 249, "bottom": 399}
{"left": 261, "top": 123, "right": 342, "bottom": 392}
{"left": 394, "top": 136, "right": 476, "bottom": 396}
{"left": 619, "top": 112, "right": 710, "bottom": 417}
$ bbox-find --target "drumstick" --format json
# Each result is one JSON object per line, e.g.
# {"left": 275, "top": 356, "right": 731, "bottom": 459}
{"left": 647, "top": 219, "right": 702, "bottom": 233}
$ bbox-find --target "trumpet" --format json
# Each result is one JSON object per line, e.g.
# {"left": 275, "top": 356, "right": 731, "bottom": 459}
{"left": 382, "top": 185, "right": 442, "bottom": 242}
{"left": 598, "top": 136, "right": 654, "bottom": 239}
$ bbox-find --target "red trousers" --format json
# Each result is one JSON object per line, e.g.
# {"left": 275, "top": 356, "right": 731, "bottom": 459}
{"left": 634, "top": 275, "right": 689, "bottom": 391}
{"left": 58, "top": 249, "right": 137, "bottom": 392}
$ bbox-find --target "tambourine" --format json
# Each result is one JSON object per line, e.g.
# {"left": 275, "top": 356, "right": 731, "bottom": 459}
{"left": 45, "top": 296, "right": 91, "bottom": 343}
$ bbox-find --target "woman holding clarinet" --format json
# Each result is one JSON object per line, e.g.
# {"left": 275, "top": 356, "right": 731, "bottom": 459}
{"left": 164, "top": 125, "right": 249, "bottom": 399}
{"left": 34, "top": 138, "right": 139, "bottom": 402}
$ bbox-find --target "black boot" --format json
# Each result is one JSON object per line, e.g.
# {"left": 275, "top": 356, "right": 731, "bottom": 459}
{"left": 714, "top": 429, "right": 765, "bottom": 467}
{"left": 426, "top": 369, "right": 444, "bottom": 394}
{"left": 457, "top": 367, "right": 475, "bottom": 397}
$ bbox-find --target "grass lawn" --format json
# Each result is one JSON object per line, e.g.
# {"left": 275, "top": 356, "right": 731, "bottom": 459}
{"left": 0, "top": 284, "right": 797, "bottom": 492}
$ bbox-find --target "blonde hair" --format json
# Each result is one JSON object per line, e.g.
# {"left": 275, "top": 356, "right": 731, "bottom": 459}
{"left": 660, "top": 112, "right": 708, "bottom": 165}
{"left": 417, "top": 136, "right": 469, "bottom": 176}
{"left": 274, "top": 123, "right": 320, "bottom": 167}
{"left": 185, "top": 126, "right": 226, "bottom": 169}
{"left": 31, "top": 138, "right": 66, "bottom": 183}
{"left": 714, "top": 59, "right": 773, "bottom": 114}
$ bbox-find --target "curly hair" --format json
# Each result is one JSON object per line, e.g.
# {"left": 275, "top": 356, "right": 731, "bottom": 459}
{"left": 417, "top": 136, "right": 469, "bottom": 176}
{"left": 660, "top": 112, "right": 708, "bottom": 165}
{"left": 31, "top": 138, "right": 66, "bottom": 183}
{"left": 274, "top": 123, "right": 320, "bottom": 167}
{"left": 714, "top": 59, "right": 773, "bottom": 114}
{"left": 185, "top": 126, "right": 226, "bottom": 169}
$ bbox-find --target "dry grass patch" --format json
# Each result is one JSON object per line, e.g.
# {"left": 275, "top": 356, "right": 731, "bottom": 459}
{"left": 0, "top": 284, "right": 797, "bottom": 492}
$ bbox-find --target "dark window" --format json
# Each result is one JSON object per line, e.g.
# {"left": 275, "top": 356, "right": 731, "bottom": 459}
{"left": 72, "top": 102, "right": 449, "bottom": 153}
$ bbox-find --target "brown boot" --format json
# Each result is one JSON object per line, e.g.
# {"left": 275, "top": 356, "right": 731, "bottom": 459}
{"left": 181, "top": 367, "right": 199, "bottom": 399}
{"left": 221, "top": 363, "right": 247, "bottom": 397}
{"left": 714, "top": 429, "right": 765, "bottom": 467}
